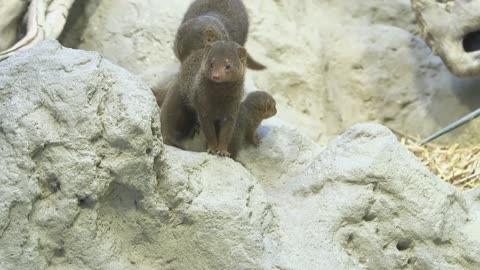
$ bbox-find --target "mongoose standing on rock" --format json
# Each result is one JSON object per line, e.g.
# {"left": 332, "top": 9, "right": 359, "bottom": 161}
{"left": 161, "top": 40, "right": 247, "bottom": 157}
{"left": 228, "top": 91, "right": 277, "bottom": 159}
{"left": 174, "top": 0, "right": 266, "bottom": 70}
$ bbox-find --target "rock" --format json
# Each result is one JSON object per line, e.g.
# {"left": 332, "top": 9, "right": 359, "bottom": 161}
{"left": 2, "top": 40, "right": 479, "bottom": 270}
{"left": 0, "top": 41, "right": 274, "bottom": 269}
{"left": 317, "top": 25, "right": 480, "bottom": 145}
{"left": 411, "top": 0, "right": 480, "bottom": 77}
{"left": 0, "top": 0, "right": 27, "bottom": 51}
{"left": 60, "top": 0, "right": 190, "bottom": 74}
{"left": 464, "top": 187, "right": 480, "bottom": 244}
{"left": 0, "top": 39, "right": 163, "bottom": 269}
{"left": 59, "top": 0, "right": 480, "bottom": 146}
{"left": 246, "top": 2, "right": 480, "bottom": 145}
{"left": 241, "top": 123, "right": 480, "bottom": 269}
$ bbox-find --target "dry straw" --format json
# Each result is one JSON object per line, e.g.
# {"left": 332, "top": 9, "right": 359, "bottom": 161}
{"left": 392, "top": 129, "right": 479, "bottom": 190}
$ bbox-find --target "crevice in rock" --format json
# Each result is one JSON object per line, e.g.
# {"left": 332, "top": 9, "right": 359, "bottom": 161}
{"left": 76, "top": 194, "right": 96, "bottom": 209}
{"left": 152, "top": 152, "right": 166, "bottom": 188}
{"left": 45, "top": 173, "right": 61, "bottom": 194}
{"left": 54, "top": 245, "right": 65, "bottom": 257}
{"left": 0, "top": 204, "right": 14, "bottom": 239}
{"left": 433, "top": 237, "right": 451, "bottom": 246}
{"left": 396, "top": 239, "right": 412, "bottom": 251}
{"left": 96, "top": 56, "right": 104, "bottom": 70}
{"left": 58, "top": 0, "right": 101, "bottom": 48}
{"left": 346, "top": 233, "right": 355, "bottom": 251}
{"left": 149, "top": 114, "right": 165, "bottom": 187}
{"left": 363, "top": 199, "right": 377, "bottom": 222}
{"left": 363, "top": 211, "right": 376, "bottom": 222}
{"left": 463, "top": 31, "right": 480, "bottom": 53}
{"left": 96, "top": 88, "right": 109, "bottom": 119}
{"left": 371, "top": 181, "right": 379, "bottom": 192}
{"left": 66, "top": 210, "right": 82, "bottom": 230}
{"left": 260, "top": 204, "right": 273, "bottom": 230}
{"left": 86, "top": 68, "right": 109, "bottom": 105}
{"left": 245, "top": 185, "right": 254, "bottom": 217}
{"left": 102, "top": 182, "right": 144, "bottom": 211}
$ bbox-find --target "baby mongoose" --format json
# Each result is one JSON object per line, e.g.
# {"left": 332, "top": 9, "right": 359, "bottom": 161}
{"left": 161, "top": 40, "right": 247, "bottom": 157}
{"left": 174, "top": 0, "right": 266, "bottom": 70}
{"left": 228, "top": 91, "right": 277, "bottom": 159}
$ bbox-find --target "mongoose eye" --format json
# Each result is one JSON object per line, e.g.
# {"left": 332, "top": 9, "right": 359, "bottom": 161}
{"left": 210, "top": 62, "right": 214, "bottom": 68}
{"left": 225, "top": 64, "right": 231, "bottom": 70}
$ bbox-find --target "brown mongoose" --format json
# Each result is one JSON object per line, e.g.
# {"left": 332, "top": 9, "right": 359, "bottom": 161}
{"left": 174, "top": 0, "right": 266, "bottom": 70}
{"left": 174, "top": 15, "right": 229, "bottom": 62}
{"left": 228, "top": 91, "right": 277, "bottom": 159}
{"left": 161, "top": 40, "right": 247, "bottom": 156}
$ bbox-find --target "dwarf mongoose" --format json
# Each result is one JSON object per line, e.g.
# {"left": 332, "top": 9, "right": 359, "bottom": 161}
{"left": 161, "top": 40, "right": 247, "bottom": 156}
{"left": 174, "top": 0, "right": 266, "bottom": 70}
{"left": 228, "top": 91, "right": 277, "bottom": 158}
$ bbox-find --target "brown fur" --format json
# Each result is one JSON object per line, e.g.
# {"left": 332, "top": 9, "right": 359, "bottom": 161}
{"left": 174, "top": 15, "right": 229, "bottom": 63}
{"left": 174, "top": 0, "right": 266, "bottom": 70}
{"left": 161, "top": 41, "right": 247, "bottom": 156}
{"left": 228, "top": 91, "right": 277, "bottom": 159}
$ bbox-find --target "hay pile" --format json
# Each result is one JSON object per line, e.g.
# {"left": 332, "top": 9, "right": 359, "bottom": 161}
{"left": 400, "top": 138, "right": 480, "bottom": 190}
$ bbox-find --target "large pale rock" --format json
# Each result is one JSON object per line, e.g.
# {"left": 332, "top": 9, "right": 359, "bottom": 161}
{"left": 240, "top": 123, "right": 480, "bottom": 269}
{"left": 0, "top": 41, "right": 273, "bottom": 270}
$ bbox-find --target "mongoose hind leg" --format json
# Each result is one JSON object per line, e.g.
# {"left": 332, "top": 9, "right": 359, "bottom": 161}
{"left": 160, "top": 90, "right": 196, "bottom": 149}
{"left": 245, "top": 129, "right": 260, "bottom": 146}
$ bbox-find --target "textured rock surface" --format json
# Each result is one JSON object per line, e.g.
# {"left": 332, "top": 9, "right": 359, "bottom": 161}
{"left": 464, "top": 187, "right": 480, "bottom": 244}
{"left": 241, "top": 123, "right": 480, "bottom": 269}
{"left": 0, "top": 0, "right": 27, "bottom": 51}
{"left": 412, "top": 0, "right": 480, "bottom": 77}
{"left": 2, "top": 41, "right": 480, "bottom": 270}
{"left": 59, "top": 0, "right": 480, "bottom": 146}
{"left": 0, "top": 41, "right": 273, "bottom": 270}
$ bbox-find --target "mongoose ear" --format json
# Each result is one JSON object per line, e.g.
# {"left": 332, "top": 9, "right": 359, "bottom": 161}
{"left": 204, "top": 28, "right": 218, "bottom": 44}
{"left": 237, "top": 47, "right": 247, "bottom": 61}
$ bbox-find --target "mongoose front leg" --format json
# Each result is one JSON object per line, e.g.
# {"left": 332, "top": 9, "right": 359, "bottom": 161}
{"left": 198, "top": 113, "right": 218, "bottom": 154}
{"left": 216, "top": 115, "right": 237, "bottom": 157}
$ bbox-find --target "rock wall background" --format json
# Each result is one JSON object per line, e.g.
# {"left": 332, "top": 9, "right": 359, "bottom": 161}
{"left": 59, "top": 0, "right": 480, "bottom": 145}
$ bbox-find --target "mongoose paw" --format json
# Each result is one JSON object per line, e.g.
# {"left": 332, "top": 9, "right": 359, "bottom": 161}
{"left": 191, "top": 123, "right": 201, "bottom": 137}
{"left": 215, "top": 150, "right": 231, "bottom": 157}
{"left": 207, "top": 147, "right": 217, "bottom": 155}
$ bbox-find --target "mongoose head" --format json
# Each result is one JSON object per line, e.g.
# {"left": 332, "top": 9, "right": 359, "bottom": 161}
{"left": 202, "top": 41, "right": 247, "bottom": 83}
{"left": 174, "top": 16, "right": 229, "bottom": 62}
{"left": 244, "top": 91, "right": 277, "bottom": 119}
